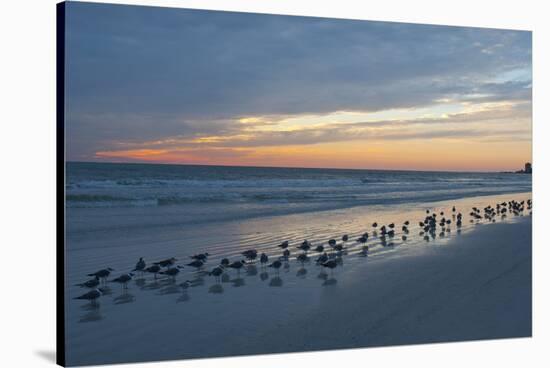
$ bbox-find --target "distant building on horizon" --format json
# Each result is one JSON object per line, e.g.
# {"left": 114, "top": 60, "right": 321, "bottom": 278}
{"left": 513, "top": 162, "right": 532, "bottom": 174}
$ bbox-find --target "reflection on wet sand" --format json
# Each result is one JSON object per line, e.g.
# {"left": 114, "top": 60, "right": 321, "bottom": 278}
{"left": 176, "top": 292, "right": 191, "bottom": 303}
{"left": 70, "top": 198, "right": 531, "bottom": 324}
{"left": 114, "top": 292, "right": 136, "bottom": 305}
{"left": 231, "top": 278, "right": 245, "bottom": 288}
{"left": 269, "top": 277, "right": 283, "bottom": 287}
{"left": 322, "top": 278, "right": 338, "bottom": 287}
{"left": 79, "top": 309, "right": 103, "bottom": 323}
{"left": 208, "top": 284, "right": 224, "bottom": 294}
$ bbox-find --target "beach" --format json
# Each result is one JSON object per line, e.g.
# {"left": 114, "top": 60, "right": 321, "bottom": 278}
{"left": 65, "top": 163, "right": 532, "bottom": 366}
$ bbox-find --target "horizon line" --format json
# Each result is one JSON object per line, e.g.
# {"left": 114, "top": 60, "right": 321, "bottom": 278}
{"left": 66, "top": 159, "right": 530, "bottom": 174}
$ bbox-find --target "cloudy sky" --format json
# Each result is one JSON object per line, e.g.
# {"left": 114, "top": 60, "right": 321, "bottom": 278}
{"left": 65, "top": 2, "right": 532, "bottom": 171}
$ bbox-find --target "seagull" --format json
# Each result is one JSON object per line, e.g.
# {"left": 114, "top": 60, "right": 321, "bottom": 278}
{"left": 268, "top": 260, "right": 282, "bottom": 273}
{"left": 242, "top": 250, "right": 258, "bottom": 262}
{"left": 282, "top": 249, "right": 290, "bottom": 259}
{"left": 74, "top": 288, "right": 102, "bottom": 304}
{"left": 111, "top": 273, "right": 134, "bottom": 289}
{"left": 316, "top": 252, "right": 328, "bottom": 264}
{"left": 209, "top": 266, "right": 224, "bottom": 282}
{"left": 133, "top": 258, "right": 146, "bottom": 273}
{"left": 321, "top": 260, "right": 338, "bottom": 273}
{"left": 278, "top": 241, "right": 289, "bottom": 249}
{"left": 154, "top": 257, "right": 177, "bottom": 268}
{"left": 342, "top": 235, "right": 349, "bottom": 242}
{"left": 315, "top": 245, "right": 324, "bottom": 252}
{"left": 228, "top": 260, "right": 246, "bottom": 274}
{"left": 297, "top": 253, "right": 308, "bottom": 265}
{"left": 187, "top": 260, "right": 204, "bottom": 269}
{"left": 297, "top": 240, "right": 311, "bottom": 252}
{"left": 75, "top": 276, "right": 100, "bottom": 288}
{"left": 220, "top": 258, "right": 230, "bottom": 267}
{"left": 160, "top": 267, "right": 182, "bottom": 279}
{"left": 190, "top": 253, "right": 209, "bottom": 262}
{"left": 372, "top": 222, "right": 378, "bottom": 228}
{"left": 87, "top": 268, "right": 114, "bottom": 282}
{"left": 145, "top": 264, "right": 161, "bottom": 278}
{"left": 260, "top": 253, "right": 269, "bottom": 266}
{"left": 328, "top": 239, "right": 337, "bottom": 246}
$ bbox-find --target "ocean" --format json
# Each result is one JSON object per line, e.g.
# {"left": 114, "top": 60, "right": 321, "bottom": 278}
{"left": 67, "top": 162, "right": 531, "bottom": 228}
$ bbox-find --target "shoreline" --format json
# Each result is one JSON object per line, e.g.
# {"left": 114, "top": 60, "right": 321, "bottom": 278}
{"left": 66, "top": 193, "right": 532, "bottom": 366}
{"left": 237, "top": 217, "right": 532, "bottom": 355}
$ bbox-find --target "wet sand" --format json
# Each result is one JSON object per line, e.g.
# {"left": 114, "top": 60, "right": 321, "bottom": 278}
{"left": 66, "top": 193, "right": 532, "bottom": 366}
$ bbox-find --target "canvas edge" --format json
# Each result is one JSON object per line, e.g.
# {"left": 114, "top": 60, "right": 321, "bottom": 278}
{"left": 56, "top": 1, "right": 67, "bottom": 367}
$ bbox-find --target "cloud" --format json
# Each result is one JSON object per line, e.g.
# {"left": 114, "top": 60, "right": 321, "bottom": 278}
{"left": 64, "top": 2, "right": 532, "bottom": 161}
{"left": 94, "top": 101, "right": 530, "bottom": 153}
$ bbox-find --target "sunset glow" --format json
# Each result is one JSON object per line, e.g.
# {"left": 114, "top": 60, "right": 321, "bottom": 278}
{"left": 66, "top": 6, "right": 532, "bottom": 172}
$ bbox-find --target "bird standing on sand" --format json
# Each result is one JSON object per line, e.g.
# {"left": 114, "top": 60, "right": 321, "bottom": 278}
{"left": 316, "top": 253, "right": 328, "bottom": 264}
{"left": 279, "top": 241, "right": 289, "bottom": 249}
{"left": 220, "top": 258, "right": 230, "bottom": 267}
{"left": 342, "top": 235, "right": 349, "bottom": 242}
{"left": 190, "top": 253, "right": 209, "bottom": 262}
{"left": 75, "top": 276, "right": 100, "bottom": 289}
{"left": 87, "top": 268, "right": 114, "bottom": 283}
{"left": 321, "top": 260, "right": 338, "bottom": 274}
{"left": 133, "top": 258, "right": 146, "bottom": 273}
{"left": 187, "top": 260, "right": 205, "bottom": 269}
{"left": 154, "top": 257, "right": 177, "bottom": 268}
{"left": 297, "top": 253, "right": 308, "bottom": 265}
{"left": 111, "top": 273, "right": 134, "bottom": 289}
{"left": 228, "top": 260, "right": 246, "bottom": 275}
{"left": 268, "top": 260, "right": 282, "bottom": 273}
{"left": 372, "top": 222, "right": 378, "bottom": 228}
{"left": 74, "top": 288, "right": 102, "bottom": 304}
{"left": 260, "top": 253, "right": 269, "bottom": 266}
{"left": 242, "top": 250, "right": 258, "bottom": 262}
{"left": 145, "top": 264, "right": 161, "bottom": 278}
{"left": 315, "top": 245, "right": 324, "bottom": 252}
{"left": 160, "top": 267, "right": 182, "bottom": 279}
{"left": 298, "top": 240, "right": 311, "bottom": 252}
{"left": 209, "top": 266, "right": 224, "bottom": 282}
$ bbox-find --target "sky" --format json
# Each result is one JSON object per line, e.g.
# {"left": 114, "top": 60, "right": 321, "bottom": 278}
{"left": 65, "top": 2, "right": 532, "bottom": 172}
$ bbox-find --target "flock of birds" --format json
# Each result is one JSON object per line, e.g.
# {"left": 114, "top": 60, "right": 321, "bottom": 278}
{"left": 74, "top": 198, "right": 532, "bottom": 305}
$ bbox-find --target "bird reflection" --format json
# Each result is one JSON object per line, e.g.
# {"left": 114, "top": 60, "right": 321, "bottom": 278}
{"left": 114, "top": 293, "right": 136, "bottom": 304}
{"left": 245, "top": 265, "right": 258, "bottom": 276}
{"left": 269, "top": 277, "right": 283, "bottom": 287}
{"left": 208, "top": 284, "right": 224, "bottom": 294}
{"left": 134, "top": 278, "right": 146, "bottom": 288}
{"left": 322, "top": 278, "right": 338, "bottom": 286}
{"left": 158, "top": 285, "right": 181, "bottom": 296}
{"left": 296, "top": 267, "right": 307, "bottom": 278}
{"left": 176, "top": 292, "right": 191, "bottom": 303}
{"left": 317, "top": 271, "right": 328, "bottom": 281}
{"left": 97, "top": 286, "right": 112, "bottom": 296}
{"left": 79, "top": 309, "right": 103, "bottom": 323}
{"left": 231, "top": 277, "right": 245, "bottom": 287}
{"left": 221, "top": 273, "right": 231, "bottom": 283}
{"left": 260, "top": 272, "right": 269, "bottom": 281}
